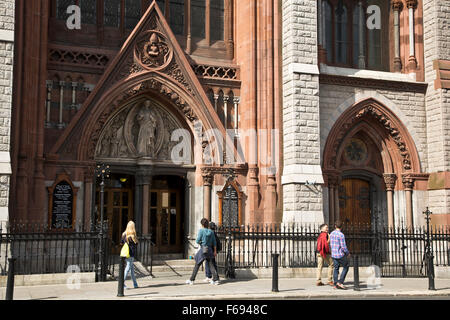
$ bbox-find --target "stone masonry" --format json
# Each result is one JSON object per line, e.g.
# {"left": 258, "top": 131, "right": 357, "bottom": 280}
{"left": 0, "top": 0, "right": 14, "bottom": 229}
{"left": 423, "top": 0, "right": 450, "bottom": 216}
{"left": 282, "top": 0, "right": 324, "bottom": 224}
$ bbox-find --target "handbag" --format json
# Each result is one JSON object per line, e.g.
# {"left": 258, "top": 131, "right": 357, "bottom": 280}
{"left": 120, "top": 242, "right": 130, "bottom": 258}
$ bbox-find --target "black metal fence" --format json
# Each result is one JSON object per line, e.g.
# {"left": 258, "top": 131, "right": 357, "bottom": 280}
{"left": 215, "top": 223, "right": 450, "bottom": 278}
{"left": 0, "top": 222, "right": 154, "bottom": 280}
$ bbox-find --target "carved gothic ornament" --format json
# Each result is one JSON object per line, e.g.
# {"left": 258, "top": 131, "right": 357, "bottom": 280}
{"left": 383, "top": 173, "right": 397, "bottom": 191}
{"left": 95, "top": 99, "right": 191, "bottom": 163}
{"left": 406, "top": 0, "right": 418, "bottom": 9}
{"left": 135, "top": 30, "right": 173, "bottom": 71}
{"left": 401, "top": 174, "right": 415, "bottom": 190}
{"left": 392, "top": 0, "right": 403, "bottom": 11}
{"left": 327, "top": 103, "right": 414, "bottom": 171}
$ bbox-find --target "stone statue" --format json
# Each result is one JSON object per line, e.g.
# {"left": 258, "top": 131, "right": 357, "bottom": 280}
{"left": 147, "top": 33, "right": 160, "bottom": 57}
{"left": 136, "top": 102, "right": 158, "bottom": 158}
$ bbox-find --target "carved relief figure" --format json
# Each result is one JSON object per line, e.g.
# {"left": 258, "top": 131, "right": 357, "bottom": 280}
{"left": 136, "top": 103, "right": 158, "bottom": 158}
{"left": 136, "top": 31, "right": 172, "bottom": 70}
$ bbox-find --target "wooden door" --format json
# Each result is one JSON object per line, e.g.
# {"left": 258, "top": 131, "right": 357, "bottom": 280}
{"left": 149, "top": 189, "right": 183, "bottom": 253}
{"left": 338, "top": 178, "right": 371, "bottom": 226}
{"left": 100, "top": 189, "right": 134, "bottom": 253}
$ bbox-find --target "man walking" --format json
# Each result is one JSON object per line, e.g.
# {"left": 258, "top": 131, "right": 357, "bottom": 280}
{"left": 330, "top": 220, "right": 350, "bottom": 290}
{"left": 316, "top": 224, "right": 334, "bottom": 286}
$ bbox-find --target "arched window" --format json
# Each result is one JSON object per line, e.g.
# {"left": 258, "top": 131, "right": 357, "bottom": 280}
{"left": 334, "top": 3, "right": 347, "bottom": 65}
{"left": 104, "top": 0, "right": 121, "bottom": 28}
{"left": 125, "top": 0, "right": 141, "bottom": 30}
{"left": 321, "top": 0, "right": 387, "bottom": 71}
{"left": 169, "top": 0, "right": 185, "bottom": 35}
{"left": 192, "top": 0, "right": 206, "bottom": 38}
{"left": 79, "top": 0, "right": 96, "bottom": 25}
{"left": 211, "top": 0, "right": 225, "bottom": 42}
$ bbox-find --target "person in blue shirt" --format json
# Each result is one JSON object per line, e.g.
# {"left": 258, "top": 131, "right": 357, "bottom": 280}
{"left": 330, "top": 220, "right": 351, "bottom": 289}
{"left": 186, "top": 218, "right": 220, "bottom": 285}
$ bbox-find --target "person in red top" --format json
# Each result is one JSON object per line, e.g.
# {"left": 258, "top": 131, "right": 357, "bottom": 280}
{"left": 316, "top": 224, "right": 334, "bottom": 286}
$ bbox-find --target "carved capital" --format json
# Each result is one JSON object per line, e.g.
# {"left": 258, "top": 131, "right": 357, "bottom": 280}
{"left": 201, "top": 167, "right": 214, "bottom": 186}
{"left": 402, "top": 174, "right": 415, "bottom": 190}
{"left": 392, "top": 0, "right": 403, "bottom": 11}
{"left": 383, "top": 173, "right": 397, "bottom": 191}
{"left": 406, "top": 0, "right": 417, "bottom": 9}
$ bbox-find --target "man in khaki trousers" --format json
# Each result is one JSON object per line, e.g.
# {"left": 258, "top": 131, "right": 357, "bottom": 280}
{"left": 316, "top": 224, "right": 334, "bottom": 286}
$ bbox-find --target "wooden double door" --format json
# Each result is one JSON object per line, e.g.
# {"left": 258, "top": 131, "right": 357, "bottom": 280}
{"left": 149, "top": 188, "right": 183, "bottom": 254}
{"left": 338, "top": 178, "right": 371, "bottom": 226}
{"left": 95, "top": 188, "right": 134, "bottom": 253}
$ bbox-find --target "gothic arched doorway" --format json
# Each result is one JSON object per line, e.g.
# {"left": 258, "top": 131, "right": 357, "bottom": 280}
{"left": 323, "top": 99, "right": 422, "bottom": 229}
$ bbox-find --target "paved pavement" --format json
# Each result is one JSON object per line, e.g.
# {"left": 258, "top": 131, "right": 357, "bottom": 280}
{"left": 1, "top": 275, "right": 450, "bottom": 300}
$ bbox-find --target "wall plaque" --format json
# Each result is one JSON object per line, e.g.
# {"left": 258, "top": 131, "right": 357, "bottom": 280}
{"left": 217, "top": 180, "right": 242, "bottom": 228}
{"left": 48, "top": 174, "right": 78, "bottom": 230}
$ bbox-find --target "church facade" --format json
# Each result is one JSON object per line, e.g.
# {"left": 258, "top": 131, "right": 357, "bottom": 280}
{"left": 9, "top": 0, "right": 450, "bottom": 257}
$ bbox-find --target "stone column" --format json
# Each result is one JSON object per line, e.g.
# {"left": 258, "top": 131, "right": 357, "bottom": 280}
{"left": 327, "top": 175, "right": 336, "bottom": 225}
{"left": 223, "top": 95, "right": 229, "bottom": 129}
{"left": 58, "top": 81, "right": 65, "bottom": 129}
{"left": 392, "top": 0, "right": 403, "bottom": 72}
{"left": 233, "top": 96, "right": 240, "bottom": 131}
{"left": 225, "top": 0, "right": 234, "bottom": 59}
{"left": 202, "top": 168, "right": 213, "bottom": 221}
{"left": 83, "top": 167, "right": 95, "bottom": 231}
{"left": 45, "top": 80, "right": 52, "bottom": 127}
{"left": 406, "top": 0, "right": 418, "bottom": 70}
{"left": 383, "top": 173, "right": 397, "bottom": 230}
{"left": 186, "top": 0, "right": 192, "bottom": 54}
{"left": 402, "top": 174, "right": 415, "bottom": 229}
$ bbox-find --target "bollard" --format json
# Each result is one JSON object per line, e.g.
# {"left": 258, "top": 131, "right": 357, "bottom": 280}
{"left": 427, "top": 253, "right": 436, "bottom": 291}
{"left": 117, "top": 257, "right": 125, "bottom": 297}
{"left": 271, "top": 253, "right": 279, "bottom": 293}
{"left": 353, "top": 255, "right": 360, "bottom": 291}
{"left": 5, "top": 258, "right": 15, "bottom": 301}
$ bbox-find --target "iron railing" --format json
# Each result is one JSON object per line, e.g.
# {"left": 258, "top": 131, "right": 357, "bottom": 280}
{"left": 0, "top": 222, "right": 154, "bottom": 280}
{"left": 216, "top": 223, "right": 450, "bottom": 278}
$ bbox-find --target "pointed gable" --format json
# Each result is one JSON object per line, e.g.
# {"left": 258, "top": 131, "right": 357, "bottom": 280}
{"left": 50, "top": 1, "right": 228, "bottom": 162}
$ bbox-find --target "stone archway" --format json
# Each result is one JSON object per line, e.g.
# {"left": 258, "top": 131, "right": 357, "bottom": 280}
{"left": 323, "top": 98, "right": 422, "bottom": 229}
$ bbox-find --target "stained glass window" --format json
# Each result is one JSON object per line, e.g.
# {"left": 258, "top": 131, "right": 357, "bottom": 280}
{"left": 79, "top": 0, "right": 97, "bottom": 25}
{"left": 156, "top": 0, "right": 166, "bottom": 15}
{"left": 191, "top": 0, "right": 205, "bottom": 38}
{"left": 169, "top": 0, "right": 185, "bottom": 35}
{"left": 57, "top": 0, "right": 76, "bottom": 20}
{"left": 210, "top": 0, "right": 224, "bottom": 41}
{"left": 125, "top": 0, "right": 142, "bottom": 30}
{"left": 104, "top": 0, "right": 121, "bottom": 28}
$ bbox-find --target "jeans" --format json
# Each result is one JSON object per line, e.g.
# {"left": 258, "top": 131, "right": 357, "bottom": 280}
{"left": 332, "top": 256, "right": 349, "bottom": 285}
{"left": 190, "top": 256, "right": 219, "bottom": 282}
{"left": 205, "top": 258, "right": 218, "bottom": 279}
{"left": 124, "top": 257, "right": 138, "bottom": 288}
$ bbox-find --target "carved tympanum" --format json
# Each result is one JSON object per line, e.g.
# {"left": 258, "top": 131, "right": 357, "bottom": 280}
{"left": 135, "top": 31, "right": 172, "bottom": 71}
{"left": 95, "top": 99, "right": 190, "bottom": 162}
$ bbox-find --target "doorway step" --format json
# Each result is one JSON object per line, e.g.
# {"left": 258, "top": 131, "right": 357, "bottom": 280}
{"left": 151, "top": 257, "right": 196, "bottom": 279}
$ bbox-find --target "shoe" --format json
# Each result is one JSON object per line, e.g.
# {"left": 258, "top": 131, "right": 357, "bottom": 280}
{"left": 336, "top": 283, "right": 346, "bottom": 290}
{"left": 333, "top": 285, "right": 337, "bottom": 289}
{"left": 328, "top": 281, "right": 334, "bottom": 286}
{"left": 185, "top": 280, "right": 194, "bottom": 285}
{"left": 211, "top": 280, "right": 220, "bottom": 285}
{"left": 204, "top": 278, "right": 212, "bottom": 283}
{"left": 316, "top": 282, "right": 324, "bottom": 286}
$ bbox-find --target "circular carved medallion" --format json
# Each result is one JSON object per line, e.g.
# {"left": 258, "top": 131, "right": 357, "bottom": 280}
{"left": 344, "top": 138, "right": 368, "bottom": 166}
{"left": 134, "top": 31, "right": 172, "bottom": 71}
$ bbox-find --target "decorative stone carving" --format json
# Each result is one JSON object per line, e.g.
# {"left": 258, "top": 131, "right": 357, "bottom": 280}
{"left": 383, "top": 173, "right": 397, "bottom": 191}
{"left": 329, "top": 104, "right": 412, "bottom": 171}
{"left": 406, "top": 0, "right": 417, "bottom": 9}
{"left": 95, "top": 99, "right": 189, "bottom": 162}
{"left": 135, "top": 31, "right": 172, "bottom": 71}
{"left": 402, "top": 174, "right": 415, "bottom": 190}
{"left": 392, "top": 0, "right": 403, "bottom": 11}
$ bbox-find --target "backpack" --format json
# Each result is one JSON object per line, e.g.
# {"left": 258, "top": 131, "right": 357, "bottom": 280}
{"left": 214, "top": 232, "right": 222, "bottom": 253}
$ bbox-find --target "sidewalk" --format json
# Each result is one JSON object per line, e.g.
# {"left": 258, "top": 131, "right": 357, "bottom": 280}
{"left": 1, "top": 276, "right": 450, "bottom": 300}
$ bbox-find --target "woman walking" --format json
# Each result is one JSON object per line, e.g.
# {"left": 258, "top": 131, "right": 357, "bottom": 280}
{"left": 121, "top": 221, "right": 139, "bottom": 289}
{"left": 186, "top": 218, "right": 220, "bottom": 285}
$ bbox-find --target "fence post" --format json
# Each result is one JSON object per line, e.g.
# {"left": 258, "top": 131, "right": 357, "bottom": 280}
{"left": 117, "top": 257, "right": 125, "bottom": 297}
{"left": 272, "top": 253, "right": 279, "bottom": 293}
{"left": 353, "top": 255, "right": 360, "bottom": 291}
{"left": 5, "top": 258, "right": 15, "bottom": 300}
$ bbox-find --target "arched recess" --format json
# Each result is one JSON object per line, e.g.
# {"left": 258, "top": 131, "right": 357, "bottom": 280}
{"left": 322, "top": 98, "right": 422, "bottom": 229}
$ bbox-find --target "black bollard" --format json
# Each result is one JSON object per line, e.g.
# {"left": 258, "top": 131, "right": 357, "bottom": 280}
{"left": 427, "top": 253, "right": 436, "bottom": 291}
{"left": 272, "top": 253, "right": 279, "bottom": 293}
{"left": 5, "top": 258, "right": 15, "bottom": 301}
{"left": 117, "top": 257, "right": 125, "bottom": 297}
{"left": 353, "top": 255, "right": 360, "bottom": 291}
